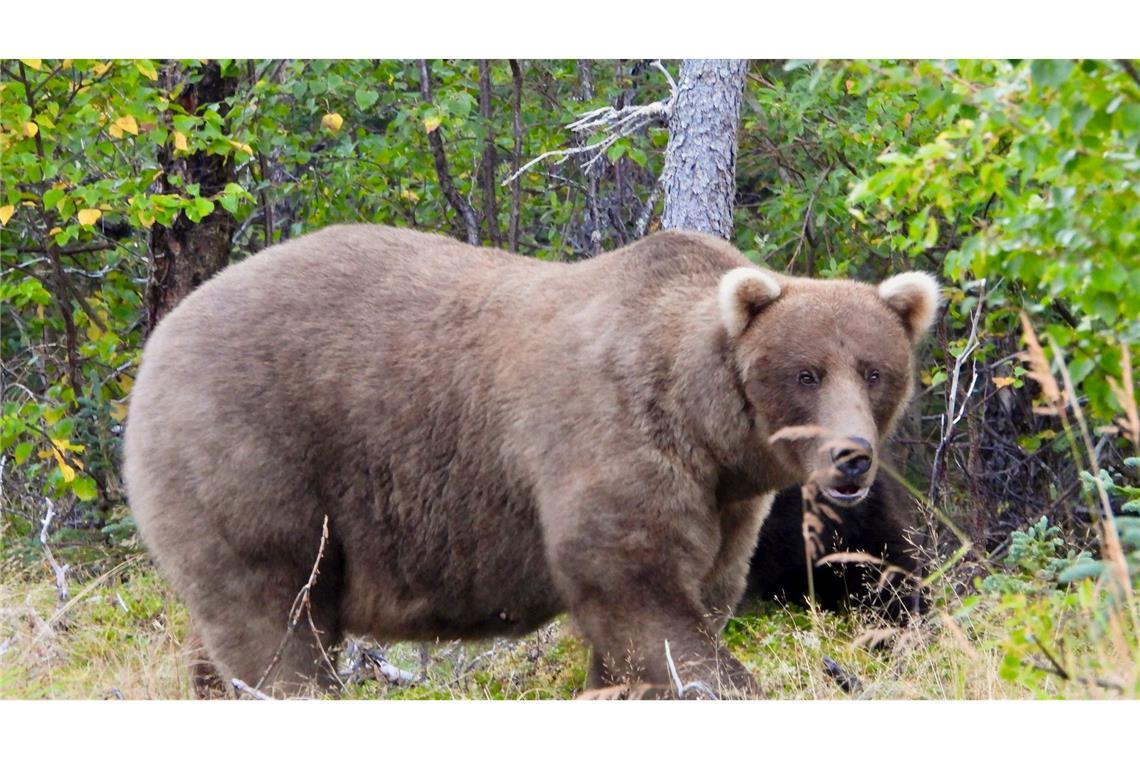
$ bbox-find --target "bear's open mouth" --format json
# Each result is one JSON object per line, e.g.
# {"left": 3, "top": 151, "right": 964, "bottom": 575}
{"left": 821, "top": 483, "right": 871, "bottom": 506}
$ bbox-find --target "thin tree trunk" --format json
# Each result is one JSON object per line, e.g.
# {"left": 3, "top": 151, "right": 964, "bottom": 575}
{"left": 146, "top": 61, "right": 238, "bottom": 331}
{"left": 477, "top": 61, "right": 502, "bottom": 248}
{"left": 578, "top": 60, "right": 602, "bottom": 255}
{"left": 508, "top": 60, "right": 524, "bottom": 252}
{"left": 419, "top": 59, "right": 481, "bottom": 246}
{"left": 660, "top": 60, "right": 749, "bottom": 239}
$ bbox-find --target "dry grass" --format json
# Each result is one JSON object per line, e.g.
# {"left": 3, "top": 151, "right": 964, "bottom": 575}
{"left": 0, "top": 558, "right": 195, "bottom": 699}
{"left": 2, "top": 554, "right": 1136, "bottom": 700}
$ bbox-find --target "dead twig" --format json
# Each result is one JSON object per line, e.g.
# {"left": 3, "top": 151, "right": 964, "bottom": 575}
{"left": 254, "top": 515, "right": 343, "bottom": 691}
{"left": 929, "top": 284, "right": 986, "bottom": 507}
{"left": 502, "top": 60, "right": 676, "bottom": 186}
{"left": 39, "top": 498, "right": 70, "bottom": 601}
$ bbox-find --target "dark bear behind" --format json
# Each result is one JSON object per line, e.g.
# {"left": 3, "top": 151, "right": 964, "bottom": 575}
{"left": 746, "top": 473, "right": 925, "bottom": 619}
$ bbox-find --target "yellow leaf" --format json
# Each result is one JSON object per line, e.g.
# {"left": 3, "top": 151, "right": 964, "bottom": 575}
{"left": 23, "top": 121, "right": 38, "bottom": 138}
{"left": 321, "top": 112, "right": 344, "bottom": 133}
{"left": 0, "top": 205, "right": 13, "bottom": 226}
{"left": 138, "top": 211, "right": 155, "bottom": 229}
{"left": 116, "top": 374, "right": 134, "bottom": 393}
{"left": 114, "top": 115, "right": 139, "bottom": 136}
{"left": 53, "top": 450, "right": 77, "bottom": 482}
{"left": 49, "top": 226, "right": 62, "bottom": 235}
{"left": 135, "top": 60, "right": 158, "bottom": 81}
{"left": 400, "top": 189, "right": 420, "bottom": 202}
{"left": 110, "top": 401, "right": 128, "bottom": 422}
{"left": 77, "top": 208, "right": 102, "bottom": 226}
{"left": 20, "top": 59, "right": 42, "bottom": 71}
{"left": 92, "top": 61, "right": 111, "bottom": 77}
{"left": 173, "top": 130, "right": 188, "bottom": 152}
{"left": 992, "top": 376, "right": 1016, "bottom": 389}
{"left": 423, "top": 115, "right": 441, "bottom": 134}
{"left": 108, "top": 124, "right": 124, "bottom": 139}
{"left": 228, "top": 139, "right": 254, "bottom": 156}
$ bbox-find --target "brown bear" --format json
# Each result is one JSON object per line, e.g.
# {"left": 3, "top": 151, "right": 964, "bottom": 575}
{"left": 747, "top": 472, "right": 925, "bottom": 619}
{"left": 123, "top": 225, "right": 939, "bottom": 697}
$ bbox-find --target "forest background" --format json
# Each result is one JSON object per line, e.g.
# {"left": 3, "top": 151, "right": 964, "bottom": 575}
{"left": 1, "top": 57, "right": 1138, "bottom": 700}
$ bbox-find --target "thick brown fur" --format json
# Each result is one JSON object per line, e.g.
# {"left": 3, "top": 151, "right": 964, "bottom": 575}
{"left": 124, "top": 225, "right": 937, "bottom": 697}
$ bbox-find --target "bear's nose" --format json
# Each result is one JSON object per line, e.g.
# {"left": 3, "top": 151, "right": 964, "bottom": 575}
{"left": 832, "top": 437, "right": 872, "bottom": 479}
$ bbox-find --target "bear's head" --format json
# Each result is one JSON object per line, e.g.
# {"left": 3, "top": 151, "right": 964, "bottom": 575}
{"left": 718, "top": 267, "right": 940, "bottom": 506}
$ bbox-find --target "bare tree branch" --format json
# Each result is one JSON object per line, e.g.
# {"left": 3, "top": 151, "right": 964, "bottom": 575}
{"left": 502, "top": 60, "right": 677, "bottom": 186}
{"left": 40, "top": 498, "right": 70, "bottom": 601}
{"left": 929, "top": 285, "right": 985, "bottom": 507}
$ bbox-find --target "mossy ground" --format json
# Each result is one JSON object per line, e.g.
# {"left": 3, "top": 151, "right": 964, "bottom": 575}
{"left": 1, "top": 557, "right": 1136, "bottom": 700}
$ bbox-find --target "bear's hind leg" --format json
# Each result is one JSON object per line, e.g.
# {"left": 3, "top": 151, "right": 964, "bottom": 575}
{"left": 178, "top": 548, "right": 344, "bottom": 698}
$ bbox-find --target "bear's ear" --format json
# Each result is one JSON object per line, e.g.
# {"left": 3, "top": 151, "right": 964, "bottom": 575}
{"left": 718, "top": 267, "right": 782, "bottom": 339}
{"left": 878, "top": 271, "right": 942, "bottom": 340}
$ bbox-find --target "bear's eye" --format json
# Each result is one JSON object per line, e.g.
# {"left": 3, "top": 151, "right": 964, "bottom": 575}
{"left": 797, "top": 369, "right": 820, "bottom": 387}
{"left": 865, "top": 368, "right": 881, "bottom": 386}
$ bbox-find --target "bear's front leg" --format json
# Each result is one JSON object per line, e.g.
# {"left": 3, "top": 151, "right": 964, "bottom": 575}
{"left": 700, "top": 492, "right": 777, "bottom": 632}
{"left": 543, "top": 480, "right": 760, "bottom": 698}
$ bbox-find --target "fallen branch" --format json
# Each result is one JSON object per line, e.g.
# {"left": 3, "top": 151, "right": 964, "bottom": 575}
{"left": 501, "top": 60, "right": 677, "bottom": 186}
{"left": 339, "top": 640, "right": 421, "bottom": 686}
{"left": 231, "top": 678, "right": 275, "bottom": 700}
{"left": 822, "top": 655, "right": 864, "bottom": 695}
{"left": 361, "top": 648, "right": 421, "bottom": 686}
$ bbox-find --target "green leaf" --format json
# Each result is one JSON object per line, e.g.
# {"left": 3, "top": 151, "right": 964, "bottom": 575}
{"left": 71, "top": 473, "right": 99, "bottom": 501}
{"left": 1029, "top": 59, "right": 1074, "bottom": 89}
{"left": 1057, "top": 559, "right": 1104, "bottom": 584}
{"left": 13, "top": 441, "right": 34, "bottom": 465}
{"left": 355, "top": 88, "right": 379, "bottom": 110}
